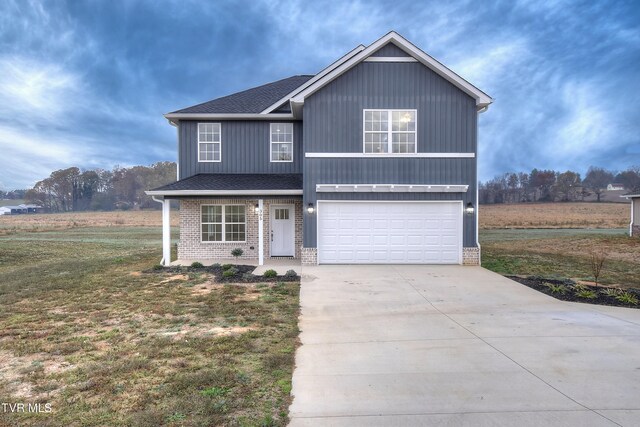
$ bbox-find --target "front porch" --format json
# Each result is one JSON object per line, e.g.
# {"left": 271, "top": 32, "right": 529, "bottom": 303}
{"left": 146, "top": 173, "right": 306, "bottom": 267}
{"left": 154, "top": 197, "right": 304, "bottom": 268}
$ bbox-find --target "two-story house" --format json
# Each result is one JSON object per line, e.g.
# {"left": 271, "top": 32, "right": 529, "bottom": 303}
{"left": 146, "top": 31, "right": 492, "bottom": 266}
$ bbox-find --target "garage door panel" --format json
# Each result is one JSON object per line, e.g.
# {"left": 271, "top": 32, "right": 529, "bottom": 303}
{"left": 441, "top": 235, "right": 459, "bottom": 245}
{"left": 318, "top": 202, "right": 462, "bottom": 264}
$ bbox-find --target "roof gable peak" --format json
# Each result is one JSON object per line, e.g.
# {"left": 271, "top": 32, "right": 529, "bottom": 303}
{"left": 290, "top": 31, "right": 492, "bottom": 111}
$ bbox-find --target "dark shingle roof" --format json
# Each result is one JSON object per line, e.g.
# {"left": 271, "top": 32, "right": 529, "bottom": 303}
{"left": 170, "top": 75, "right": 313, "bottom": 114}
{"left": 151, "top": 174, "right": 303, "bottom": 192}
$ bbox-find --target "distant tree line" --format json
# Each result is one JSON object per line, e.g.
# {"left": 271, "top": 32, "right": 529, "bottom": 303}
{"left": 22, "top": 162, "right": 176, "bottom": 212}
{"left": 0, "top": 189, "right": 27, "bottom": 200}
{"left": 479, "top": 166, "right": 640, "bottom": 204}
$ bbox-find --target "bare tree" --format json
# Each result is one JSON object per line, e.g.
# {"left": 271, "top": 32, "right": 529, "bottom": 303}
{"left": 583, "top": 167, "right": 614, "bottom": 202}
{"left": 589, "top": 250, "right": 606, "bottom": 287}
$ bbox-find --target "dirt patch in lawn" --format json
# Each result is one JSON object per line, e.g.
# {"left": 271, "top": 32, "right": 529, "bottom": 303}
{"left": 0, "top": 350, "right": 74, "bottom": 399}
{"left": 157, "top": 325, "right": 257, "bottom": 340}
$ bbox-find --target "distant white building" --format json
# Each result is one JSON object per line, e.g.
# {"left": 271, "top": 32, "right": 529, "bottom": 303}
{"left": 607, "top": 183, "right": 625, "bottom": 191}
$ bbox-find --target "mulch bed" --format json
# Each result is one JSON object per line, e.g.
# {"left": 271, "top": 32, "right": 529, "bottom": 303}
{"left": 508, "top": 275, "right": 640, "bottom": 309}
{"left": 145, "top": 264, "right": 300, "bottom": 283}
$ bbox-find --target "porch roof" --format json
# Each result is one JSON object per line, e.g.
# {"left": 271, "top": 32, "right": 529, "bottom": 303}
{"left": 146, "top": 173, "right": 303, "bottom": 196}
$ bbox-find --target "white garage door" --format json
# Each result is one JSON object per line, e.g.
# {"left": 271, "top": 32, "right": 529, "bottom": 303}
{"left": 318, "top": 201, "right": 462, "bottom": 264}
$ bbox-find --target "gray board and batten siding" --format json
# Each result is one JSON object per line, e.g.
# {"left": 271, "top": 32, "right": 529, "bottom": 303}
{"left": 302, "top": 59, "right": 479, "bottom": 248}
{"left": 178, "top": 121, "right": 303, "bottom": 179}
{"left": 369, "top": 42, "right": 411, "bottom": 57}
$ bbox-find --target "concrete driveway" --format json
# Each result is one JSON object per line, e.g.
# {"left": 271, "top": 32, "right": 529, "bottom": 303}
{"left": 289, "top": 266, "right": 640, "bottom": 426}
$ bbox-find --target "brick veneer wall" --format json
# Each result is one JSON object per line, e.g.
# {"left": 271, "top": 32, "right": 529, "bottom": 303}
{"left": 301, "top": 247, "right": 318, "bottom": 265}
{"left": 633, "top": 225, "right": 640, "bottom": 238}
{"left": 462, "top": 247, "right": 480, "bottom": 266}
{"left": 178, "top": 198, "right": 302, "bottom": 261}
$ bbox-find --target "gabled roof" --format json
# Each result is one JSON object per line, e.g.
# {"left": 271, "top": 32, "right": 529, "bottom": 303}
{"left": 169, "top": 75, "right": 313, "bottom": 115}
{"left": 164, "top": 31, "right": 492, "bottom": 124}
{"left": 259, "top": 44, "right": 365, "bottom": 114}
{"left": 288, "top": 31, "right": 492, "bottom": 111}
{"left": 146, "top": 173, "right": 303, "bottom": 196}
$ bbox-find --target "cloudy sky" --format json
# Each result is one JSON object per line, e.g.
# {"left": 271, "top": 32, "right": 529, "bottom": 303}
{"left": 1, "top": 0, "right": 639, "bottom": 189}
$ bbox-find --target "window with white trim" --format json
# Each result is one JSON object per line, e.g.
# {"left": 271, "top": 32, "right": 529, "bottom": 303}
{"left": 270, "top": 123, "right": 293, "bottom": 162}
{"left": 198, "top": 123, "right": 221, "bottom": 162}
{"left": 201, "top": 205, "right": 245, "bottom": 242}
{"left": 364, "top": 110, "right": 416, "bottom": 153}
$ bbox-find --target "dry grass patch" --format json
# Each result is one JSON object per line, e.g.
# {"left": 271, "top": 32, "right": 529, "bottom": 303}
{"left": 0, "top": 227, "right": 299, "bottom": 426}
{"left": 0, "top": 210, "right": 178, "bottom": 235}
{"left": 480, "top": 202, "right": 629, "bottom": 229}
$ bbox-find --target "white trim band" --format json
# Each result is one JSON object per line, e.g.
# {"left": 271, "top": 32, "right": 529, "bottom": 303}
{"left": 145, "top": 189, "right": 303, "bottom": 196}
{"left": 316, "top": 184, "right": 469, "bottom": 193}
{"left": 363, "top": 57, "right": 418, "bottom": 62}
{"left": 306, "top": 152, "right": 475, "bottom": 158}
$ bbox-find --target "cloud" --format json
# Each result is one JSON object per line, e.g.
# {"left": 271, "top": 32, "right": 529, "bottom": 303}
{"left": 0, "top": 57, "right": 80, "bottom": 123}
{"left": 0, "top": 0, "right": 639, "bottom": 189}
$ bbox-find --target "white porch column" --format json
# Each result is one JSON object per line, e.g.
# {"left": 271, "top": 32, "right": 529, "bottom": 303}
{"left": 258, "top": 199, "right": 264, "bottom": 265}
{"left": 162, "top": 198, "right": 171, "bottom": 266}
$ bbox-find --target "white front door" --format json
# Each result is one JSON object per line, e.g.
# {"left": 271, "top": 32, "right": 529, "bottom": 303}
{"left": 317, "top": 201, "right": 463, "bottom": 264}
{"left": 270, "top": 204, "right": 295, "bottom": 256}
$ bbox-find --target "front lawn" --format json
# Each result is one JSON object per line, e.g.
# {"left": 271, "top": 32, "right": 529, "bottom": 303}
{"left": 0, "top": 226, "right": 299, "bottom": 426}
{"left": 481, "top": 229, "right": 640, "bottom": 289}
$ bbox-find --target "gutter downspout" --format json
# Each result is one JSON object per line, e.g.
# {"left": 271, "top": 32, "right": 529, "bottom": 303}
{"left": 152, "top": 196, "right": 171, "bottom": 266}
{"left": 631, "top": 199, "right": 634, "bottom": 237}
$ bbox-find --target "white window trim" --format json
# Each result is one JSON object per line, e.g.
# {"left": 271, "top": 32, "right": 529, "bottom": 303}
{"left": 270, "top": 123, "right": 294, "bottom": 163}
{"left": 197, "top": 122, "right": 222, "bottom": 163}
{"left": 201, "top": 204, "right": 246, "bottom": 243}
{"left": 362, "top": 109, "right": 417, "bottom": 154}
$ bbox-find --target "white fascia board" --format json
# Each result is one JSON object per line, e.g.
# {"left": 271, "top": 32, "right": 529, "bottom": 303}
{"left": 163, "top": 113, "right": 294, "bottom": 122}
{"left": 622, "top": 194, "right": 640, "bottom": 198}
{"left": 292, "top": 31, "right": 493, "bottom": 108}
{"left": 306, "top": 152, "right": 475, "bottom": 158}
{"left": 260, "top": 44, "right": 366, "bottom": 114}
{"left": 316, "top": 184, "right": 469, "bottom": 193}
{"left": 145, "top": 189, "right": 303, "bottom": 197}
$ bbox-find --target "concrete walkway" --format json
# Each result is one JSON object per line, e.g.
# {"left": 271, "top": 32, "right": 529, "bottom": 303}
{"left": 289, "top": 266, "right": 640, "bottom": 426}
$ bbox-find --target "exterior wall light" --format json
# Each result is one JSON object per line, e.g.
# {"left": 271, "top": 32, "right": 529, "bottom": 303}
{"left": 465, "top": 202, "right": 475, "bottom": 215}
{"left": 254, "top": 204, "right": 260, "bottom": 213}
{"left": 307, "top": 203, "right": 315, "bottom": 214}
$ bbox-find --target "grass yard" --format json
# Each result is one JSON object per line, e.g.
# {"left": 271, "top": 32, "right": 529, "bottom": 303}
{"left": 480, "top": 202, "right": 640, "bottom": 289}
{"left": 0, "top": 222, "right": 299, "bottom": 426}
{"left": 480, "top": 202, "right": 629, "bottom": 229}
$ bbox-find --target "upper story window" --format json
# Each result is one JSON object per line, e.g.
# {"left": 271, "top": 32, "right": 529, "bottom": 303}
{"left": 363, "top": 110, "right": 416, "bottom": 154}
{"left": 198, "top": 123, "right": 221, "bottom": 162}
{"left": 270, "top": 123, "right": 293, "bottom": 162}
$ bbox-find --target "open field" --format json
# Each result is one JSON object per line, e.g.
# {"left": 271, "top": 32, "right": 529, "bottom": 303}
{"left": 0, "top": 199, "right": 25, "bottom": 207}
{"left": 0, "top": 210, "right": 178, "bottom": 235}
{"left": 0, "top": 225, "right": 299, "bottom": 426}
{"left": 480, "top": 202, "right": 629, "bottom": 229}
